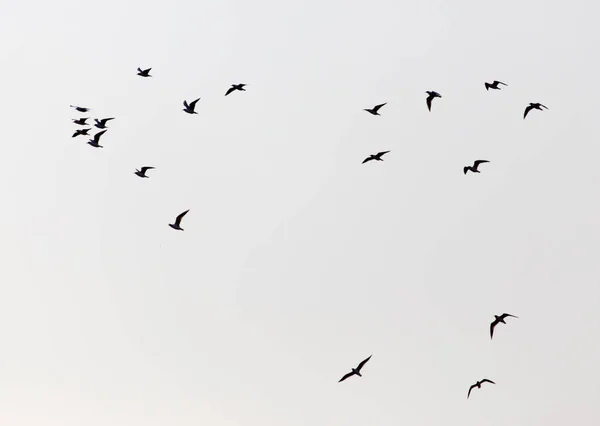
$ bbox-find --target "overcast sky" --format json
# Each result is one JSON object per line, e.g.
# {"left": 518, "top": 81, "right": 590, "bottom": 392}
{"left": 1, "top": 0, "right": 599, "bottom": 425}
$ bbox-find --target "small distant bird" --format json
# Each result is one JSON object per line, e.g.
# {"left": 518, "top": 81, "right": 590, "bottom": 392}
{"left": 135, "top": 166, "right": 155, "bottom": 178}
{"left": 523, "top": 102, "right": 548, "bottom": 119}
{"left": 225, "top": 84, "right": 247, "bottom": 96}
{"left": 364, "top": 103, "right": 387, "bottom": 115}
{"left": 463, "top": 160, "right": 489, "bottom": 175}
{"left": 169, "top": 209, "right": 190, "bottom": 231}
{"left": 72, "top": 118, "right": 89, "bottom": 126}
{"left": 72, "top": 128, "right": 91, "bottom": 138}
{"left": 338, "top": 355, "right": 372, "bottom": 382}
{"left": 467, "top": 379, "right": 495, "bottom": 399}
{"left": 485, "top": 81, "right": 507, "bottom": 91}
{"left": 183, "top": 98, "right": 200, "bottom": 114}
{"left": 362, "top": 151, "right": 390, "bottom": 164}
{"left": 137, "top": 67, "right": 152, "bottom": 77}
{"left": 490, "top": 313, "right": 518, "bottom": 339}
{"left": 426, "top": 91, "right": 442, "bottom": 111}
{"left": 70, "top": 105, "right": 90, "bottom": 113}
{"left": 87, "top": 130, "right": 107, "bottom": 148}
{"left": 94, "top": 118, "right": 115, "bottom": 129}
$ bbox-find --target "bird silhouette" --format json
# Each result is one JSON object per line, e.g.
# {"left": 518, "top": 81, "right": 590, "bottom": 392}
{"left": 523, "top": 102, "right": 548, "bottom": 119}
{"left": 467, "top": 379, "right": 495, "bottom": 399}
{"left": 137, "top": 67, "right": 152, "bottom": 77}
{"left": 463, "top": 160, "right": 489, "bottom": 174}
{"left": 362, "top": 151, "right": 390, "bottom": 164}
{"left": 426, "top": 91, "right": 442, "bottom": 111}
{"left": 169, "top": 210, "right": 190, "bottom": 231}
{"left": 87, "top": 130, "right": 107, "bottom": 148}
{"left": 94, "top": 118, "right": 115, "bottom": 129}
{"left": 225, "top": 84, "right": 247, "bottom": 96}
{"left": 490, "top": 313, "right": 518, "bottom": 339}
{"left": 135, "top": 166, "right": 155, "bottom": 178}
{"left": 485, "top": 81, "right": 507, "bottom": 91}
{"left": 183, "top": 98, "right": 200, "bottom": 114}
{"left": 338, "top": 355, "right": 372, "bottom": 382}
{"left": 72, "top": 128, "right": 91, "bottom": 138}
{"left": 70, "top": 105, "right": 90, "bottom": 113}
{"left": 72, "top": 118, "right": 89, "bottom": 126}
{"left": 364, "top": 103, "right": 387, "bottom": 115}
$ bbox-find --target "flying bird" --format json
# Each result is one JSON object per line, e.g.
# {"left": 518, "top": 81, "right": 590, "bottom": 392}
{"left": 135, "top": 166, "right": 155, "bottom": 178}
{"left": 467, "top": 379, "right": 495, "bottom": 399}
{"left": 169, "top": 209, "right": 190, "bottom": 231}
{"left": 364, "top": 103, "right": 387, "bottom": 115}
{"left": 338, "top": 355, "right": 372, "bottom": 382}
{"left": 485, "top": 80, "right": 507, "bottom": 91}
{"left": 362, "top": 151, "right": 390, "bottom": 164}
{"left": 490, "top": 313, "right": 518, "bottom": 339}
{"left": 426, "top": 91, "right": 442, "bottom": 111}
{"left": 225, "top": 84, "right": 247, "bottom": 96}
{"left": 87, "top": 130, "right": 107, "bottom": 148}
{"left": 72, "top": 118, "right": 89, "bottom": 126}
{"left": 523, "top": 102, "right": 548, "bottom": 119}
{"left": 70, "top": 105, "right": 90, "bottom": 113}
{"left": 183, "top": 98, "right": 200, "bottom": 114}
{"left": 72, "top": 128, "right": 91, "bottom": 138}
{"left": 137, "top": 67, "right": 152, "bottom": 77}
{"left": 463, "top": 160, "right": 489, "bottom": 175}
{"left": 94, "top": 118, "right": 115, "bottom": 129}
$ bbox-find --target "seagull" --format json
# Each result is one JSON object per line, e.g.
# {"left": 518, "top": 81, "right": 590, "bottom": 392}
{"left": 94, "top": 118, "right": 115, "bottom": 129}
{"left": 467, "top": 379, "right": 495, "bottom": 399}
{"left": 72, "top": 118, "right": 89, "bottom": 126}
{"left": 364, "top": 103, "right": 386, "bottom": 115}
{"left": 70, "top": 105, "right": 90, "bottom": 113}
{"left": 137, "top": 67, "right": 152, "bottom": 77}
{"left": 426, "top": 91, "right": 442, "bottom": 111}
{"left": 485, "top": 81, "right": 507, "bottom": 91}
{"left": 362, "top": 151, "right": 390, "bottom": 164}
{"left": 183, "top": 98, "right": 200, "bottom": 114}
{"left": 87, "top": 130, "right": 107, "bottom": 148}
{"left": 169, "top": 209, "right": 190, "bottom": 231}
{"left": 338, "top": 355, "right": 372, "bottom": 382}
{"left": 72, "top": 128, "right": 91, "bottom": 138}
{"left": 225, "top": 84, "right": 247, "bottom": 96}
{"left": 135, "top": 166, "right": 155, "bottom": 178}
{"left": 463, "top": 160, "right": 489, "bottom": 175}
{"left": 490, "top": 313, "right": 518, "bottom": 339}
{"left": 523, "top": 102, "right": 548, "bottom": 119}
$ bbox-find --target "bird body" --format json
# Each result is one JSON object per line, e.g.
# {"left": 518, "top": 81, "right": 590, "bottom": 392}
{"left": 70, "top": 105, "right": 90, "bottom": 113}
{"left": 364, "top": 103, "right": 386, "bottom": 115}
{"left": 225, "top": 84, "right": 247, "bottom": 96}
{"left": 169, "top": 209, "right": 190, "bottom": 230}
{"left": 490, "top": 313, "right": 518, "bottom": 339}
{"left": 87, "top": 130, "right": 107, "bottom": 148}
{"left": 467, "top": 379, "right": 495, "bottom": 399}
{"left": 338, "top": 355, "right": 372, "bottom": 382}
{"left": 183, "top": 98, "right": 200, "bottom": 114}
{"left": 137, "top": 67, "right": 152, "bottom": 77}
{"left": 73, "top": 118, "right": 89, "bottom": 126}
{"left": 362, "top": 151, "right": 390, "bottom": 164}
{"left": 94, "top": 118, "right": 115, "bottom": 129}
{"left": 463, "top": 160, "right": 489, "bottom": 174}
{"left": 426, "top": 91, "right": 441, "bottom": 111}
{"left": 72, "top": 128, "right": 91, "bottom": 138}
{"left": 524, "top": 102, "right": 548, "bottom": 119}
{"left": 485, "top": 81, "right": 507, "bottom": 91}
{"left": 135, "top": 166, "right": 155, "bottom": 178}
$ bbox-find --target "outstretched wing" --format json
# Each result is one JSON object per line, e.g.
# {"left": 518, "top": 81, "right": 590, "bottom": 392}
{"left": 485, "top": 82, "right": 490, "bottom": 91}
{"left": 467, "top": 384, "right": 476, "bottom": 399}
{"left": 372, "top": 103, "right": 386, "bottom": 113}
{"left": 137, "top": 67, "right": 142, "bottom": 73}
{"left": 523, "top": 105, "right": 533, "bottom": 119}
{"left": 141, "top": 166, "right": 155, "bottom": 174}
{"left": 376, "top": 151, "right": 390, "bottom": 158}
{"left": 338, "top": 371, "right": 355, "bottom": 382}
{"left": 480, "top": 379, "right": 495, "bottom": 385}
{"left": 93, "top": 130, "right": 107, "bottom": 142}
{"left": 426, "top": 96, "right": 433, "bottom": 111}
{"left": 103, "top": 117, "right": 115, "bottom": 124}
{"left": 490, "top": 320, "right": 498, "bottom": 339}
{"left": 175, "top": 209, "right": 190, "bottom": 226}
{"left": 539, "top": 104, "right": 548, "bottom": 109}
{"left": 473, "top": 160, "right": 489, "bottom": 168}
{"left": 356, "top": 355, "right": 372, "bottom": 371}
{"left": 500, "top": 313, "right": 518, "bottom": 320}
{"left": 496, "top": 81, "right": 507, "bottom": 86}
{"left": 362, "top": 156, "right": 373, "bottom": 164}
{"left": 463, "top": 166, "right": 470, "bottom": 175}
{"left": 225, "top": 86, "right": 235, "bottom": 96}
{"left": 183, "top": 100, "right": 189, "bottom": 108}
{"left": 189, "top": 98, "right": 201, "bottom": 108}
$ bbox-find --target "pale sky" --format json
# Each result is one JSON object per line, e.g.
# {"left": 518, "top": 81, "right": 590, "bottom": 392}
{"left": 1, "top": 0, "right": 599, "bottom": 425}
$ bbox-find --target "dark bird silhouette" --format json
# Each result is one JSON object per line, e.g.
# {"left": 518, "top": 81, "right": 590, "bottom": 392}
{"left": 137, "top": 67, "right": 152, "bottom": 77}
{"left": 135, "top": 166, "right": 155, "bottom": 178}
{"left": 364, "top": 103, "right": 387, "bottom": 115}
{"left": 72, "top": 128, "right": 91, "bottom": 138}
{"left": 485, "top": 81, "right": 507, "bottom": 91}
{"left": 169, "top": 209, "right": 190, "bottom": 231}
{"left": 87, "top": 130, "right": 107, "bottom": 148}
{"left": 94, "top": 118, "right": 115, "bottom": 129}
{"left": 468, "top": 379, "right": 495, "bottom": 399}
{"left": 523, "top": 102, "right": 548, "bottom": 119}
{"left": 70, "top": 105, "right": 90, "bottom": 113}
{"left": 426, "top": 91, "right": 442, "bottom": 111}
{"left": 72, "top": 118, "right": 89, "bottom": 126}
{"left": 225, "top": 84, "right": 247, "bottom": 96}
{"left": 490, "top": 313, "right": 518, "bottom": 339}
{"left": 183, "top": 98, "right": 200, "bottom": 114}
{"left": 463, "top": 160, "right": 489, "bottom": 175}
{"left": 338, "top": 355, "right": 372, "bottom": 382}
{"left": 362, "top": 151, "right": 390, "bottom": 164}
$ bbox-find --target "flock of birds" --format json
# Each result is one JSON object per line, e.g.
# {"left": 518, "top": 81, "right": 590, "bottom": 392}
{"left": 70, "top": 68, "right": 544, "bottom": 400}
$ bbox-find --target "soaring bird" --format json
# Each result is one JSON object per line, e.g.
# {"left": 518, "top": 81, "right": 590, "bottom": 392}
{"left": 87, "top": 130, "right": 107, "bottom": 148}
{"left": 485, "top": 81, "right": 507, "bottom": 91}
{"left": 463, "top": 160, "right": 489, "bottom": 175}
{"left": 490, "top": 313, "right": 518, "bottom": 339}
{"left": 364, "top": 103, "right": 387, "bottom": 115}
{"left": 137, "top": 67, "right": 152, "bottom": 77}
{"left": 135, "top": 166, "right": 155, "bottom": 178}
{"left": 523, "top": 102, "right": 548, "bottom": 119}
{"left": 72, "top": 128, "right": 91, "bottom": 138}
{"left": 426, "top": 91, "right": 442, "bottom": 111}
{"left": 338, "top": 355, "right": 372, "bottom": 382}
{"left": 362, "top": 151, "right": 390, "bottom": 164}
{"left": 225, "top": 84, "right": 247, "bottom": 96}
{"left": 73, "top": 118, "right": 89, "bottom": 126}
{"left": 94, "top": 118, "right": 115, "bottom": 129}
{"left": 183, "top": 98, "right": 200, "bottom": 114}
{"left": 467, "top": 379, "right": 495, "bottom": 399}
{"left": 70, "top": 105, "right": 90, "bottom": 113}
{"left": 169, "top": 210, "right": 190, "bottom": 231}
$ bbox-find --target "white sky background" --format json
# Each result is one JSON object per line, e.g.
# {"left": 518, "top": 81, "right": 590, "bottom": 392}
{"left": 1, "top": 0, "right": 599, "bottom": 424}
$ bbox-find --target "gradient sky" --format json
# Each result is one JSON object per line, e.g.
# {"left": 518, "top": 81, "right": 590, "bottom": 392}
{"left": 1, "top": 0, "right": 599, "bottom": 425}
